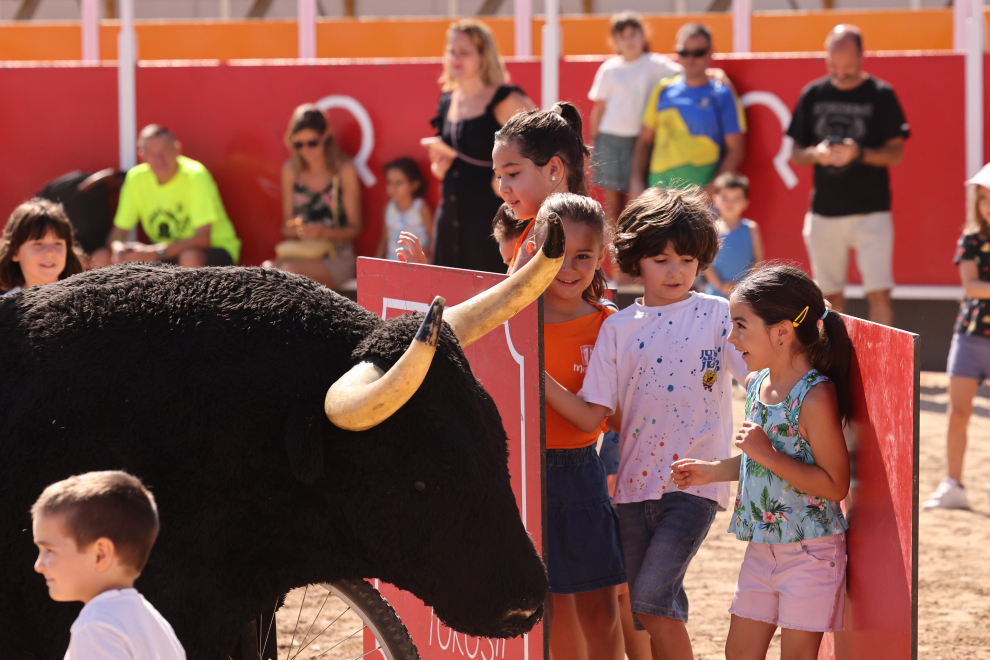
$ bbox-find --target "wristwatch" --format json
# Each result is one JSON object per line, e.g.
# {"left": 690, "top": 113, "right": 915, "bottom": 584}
{"left": 156, "top": 246, "right": 167, "bottom": 261}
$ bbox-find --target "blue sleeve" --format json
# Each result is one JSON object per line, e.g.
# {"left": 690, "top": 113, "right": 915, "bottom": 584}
{"left": 716, "top": 85, "right": 743, "bottom": 136}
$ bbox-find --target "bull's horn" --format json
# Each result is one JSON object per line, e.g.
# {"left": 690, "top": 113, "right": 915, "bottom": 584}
{"left": 445, "top": 213, "right": 565, "bottom": 348}
{"left": 325, "top": 296, "right": 445, "bottom": 431}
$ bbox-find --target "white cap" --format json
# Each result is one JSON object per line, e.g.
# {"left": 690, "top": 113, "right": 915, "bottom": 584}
{"left": 965, "top": 162, "right": 990, "bottom": 189}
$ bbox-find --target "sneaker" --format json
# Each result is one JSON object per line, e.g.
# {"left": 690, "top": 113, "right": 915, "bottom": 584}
{"left": 923, "top": 477, "right": 970, "bottom": 510}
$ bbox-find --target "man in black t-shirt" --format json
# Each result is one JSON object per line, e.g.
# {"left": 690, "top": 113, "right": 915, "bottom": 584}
{"left": 788, "top": 24, "right": 909, "bottom": 326}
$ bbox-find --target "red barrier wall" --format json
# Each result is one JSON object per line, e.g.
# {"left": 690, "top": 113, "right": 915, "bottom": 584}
{"left": 0, "top": 53, "right": 972, "bottom": 285}
{"left": 357, "top": 258, "right": 546, "bottom": 660}
{"left": 819, "top": 316, "right": 918, "bottom": 659}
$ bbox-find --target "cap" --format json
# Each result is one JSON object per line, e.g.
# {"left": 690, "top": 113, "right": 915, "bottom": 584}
{"left": 965, "top": 162, "right": 990, "bottom": 189}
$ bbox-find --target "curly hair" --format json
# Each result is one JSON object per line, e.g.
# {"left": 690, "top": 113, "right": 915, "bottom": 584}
{"left": 612, "top": 186, "right": 719, "bottom": 277}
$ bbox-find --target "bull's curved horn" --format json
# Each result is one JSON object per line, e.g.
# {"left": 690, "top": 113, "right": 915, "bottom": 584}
{"left": 325, "top": 296, "right": 445, "bottom": 431}
{"left": 445, "top": 213, "right": 565, "bottom": 348}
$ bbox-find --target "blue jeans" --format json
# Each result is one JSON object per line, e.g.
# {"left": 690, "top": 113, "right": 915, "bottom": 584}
{"left": 617, "top": 493, "right": 718, "bottom": 627}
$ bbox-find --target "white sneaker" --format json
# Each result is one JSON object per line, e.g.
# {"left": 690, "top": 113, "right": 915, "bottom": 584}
{"left": 923, "top": 478, "right": 970, "bottom": 510}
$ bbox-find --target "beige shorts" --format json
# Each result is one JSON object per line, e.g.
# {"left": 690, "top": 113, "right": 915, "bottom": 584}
{"left": 730, "top": 534, "right": 846, "bottom": 633}
{"left": 802, "top": 211, "right": 894, "bottom": 295}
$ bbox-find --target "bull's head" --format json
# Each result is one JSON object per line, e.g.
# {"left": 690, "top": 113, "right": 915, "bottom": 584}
{"left": 318, "top": 216, "right": 563, "bottom": 637}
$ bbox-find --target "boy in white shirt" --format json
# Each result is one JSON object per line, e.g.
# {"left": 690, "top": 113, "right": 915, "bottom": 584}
{"left": 32, "top": 470, "right": 186, "bottom": 660}
{"left": 545, "top": 186, "right": 748, "bottom": 660}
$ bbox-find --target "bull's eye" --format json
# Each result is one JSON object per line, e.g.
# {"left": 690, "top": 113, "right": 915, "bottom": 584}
{"left": 414, "top": 481, "right": 426, "bottom": 492}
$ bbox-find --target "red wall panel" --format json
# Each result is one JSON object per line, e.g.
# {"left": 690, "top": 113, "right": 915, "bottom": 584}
{"left": 0, "top": 54, "right": 970, "bottom": 286}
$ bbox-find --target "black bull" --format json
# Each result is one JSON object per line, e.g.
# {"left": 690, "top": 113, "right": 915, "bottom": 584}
{"left": 0, "top": 264, "right": 549, "bottom": 660}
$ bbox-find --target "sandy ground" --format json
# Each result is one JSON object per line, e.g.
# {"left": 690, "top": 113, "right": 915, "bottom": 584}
{"left": 285, "top": 372, "right": 990, "bottom": 660}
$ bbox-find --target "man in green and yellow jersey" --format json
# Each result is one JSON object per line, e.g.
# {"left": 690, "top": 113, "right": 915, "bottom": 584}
{"left": 92, "top": 125, "right": 241, "bottom": 268}
{"left": 630, "top": 23, "right": 746, "bottom": 199}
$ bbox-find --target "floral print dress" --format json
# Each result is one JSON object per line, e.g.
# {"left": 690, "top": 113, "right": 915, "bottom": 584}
{"left": 727, "top": 369, "right": 848, "bottom": 544}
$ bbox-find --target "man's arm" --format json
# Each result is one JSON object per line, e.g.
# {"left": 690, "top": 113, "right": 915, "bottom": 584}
{"left": 589, "top": 100, "right": 606, "bottom": 145}
{"left": 160, "top": 225, "right": 211, "bottom": 259}
{"left": 716, "top": 133, "right": 745, "bottom": 177}
{"left": 791, "top": 142, "right": 827, "bottom": 167}
{"left": 629, "top": 125, "right": 654, "bottom": 199}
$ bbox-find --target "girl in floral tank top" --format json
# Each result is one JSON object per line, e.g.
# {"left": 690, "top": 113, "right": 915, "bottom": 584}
{"left": 669, "top": 265, "right": 853, "bottom": 657}
{"left": 730, "top": 369, "right": 848, "bottom": 543}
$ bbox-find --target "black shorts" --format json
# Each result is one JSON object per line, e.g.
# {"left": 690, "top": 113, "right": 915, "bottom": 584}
{"left": 163, "top": 248, "right": 234, "bottom": 267}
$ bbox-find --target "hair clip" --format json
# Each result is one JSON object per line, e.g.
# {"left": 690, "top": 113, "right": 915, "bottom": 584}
{"left": 819, "top": 308, "right": 829, "bottom": 321}
{"left": 792, "top": 306, "right": 810, "bottom": 327}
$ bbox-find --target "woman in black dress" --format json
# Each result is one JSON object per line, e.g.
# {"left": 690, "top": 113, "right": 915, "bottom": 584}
{"left": 426, "top": 19, "right": 533, "bottom": 273}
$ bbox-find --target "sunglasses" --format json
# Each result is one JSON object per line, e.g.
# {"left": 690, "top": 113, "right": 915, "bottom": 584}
{"left": 293, "top": 139, "right": 321, "bottom": 150}
{"left": 677, "top": 48, "right": 710, "bottom": 58}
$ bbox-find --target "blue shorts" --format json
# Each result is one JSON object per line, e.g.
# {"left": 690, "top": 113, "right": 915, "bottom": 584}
{"left": 546, "top": 445, "right": 627, "bottom": 595}
{"left": 947, "top": 332, "right": 990, "bottom": 382}
{"left": 617, "top": 493, "right": 718, "bottom": 626}
{"left": 599, "top": 431, "right": 620, "bottom": 475}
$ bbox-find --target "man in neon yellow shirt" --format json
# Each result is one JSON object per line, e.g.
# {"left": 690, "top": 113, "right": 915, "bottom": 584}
{"left": 92, "top": 125, "right": 241, "bottom": 267}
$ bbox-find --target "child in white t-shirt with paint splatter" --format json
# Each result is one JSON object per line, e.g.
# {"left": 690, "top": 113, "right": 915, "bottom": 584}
{"left": 545, "top": 185, "right": 747, "bottom": 660}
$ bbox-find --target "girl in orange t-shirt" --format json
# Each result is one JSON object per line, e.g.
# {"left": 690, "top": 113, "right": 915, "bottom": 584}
{"left": 537, "top": 193, "right": 627, "bottom": 660}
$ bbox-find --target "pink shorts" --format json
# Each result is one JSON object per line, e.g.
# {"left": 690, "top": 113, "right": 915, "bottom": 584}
{"left": 729, "top": 533, "right": 846, "bottom": 633}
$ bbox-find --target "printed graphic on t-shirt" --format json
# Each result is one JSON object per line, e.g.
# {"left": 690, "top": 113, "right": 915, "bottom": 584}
{"left": 576, "top": 344, "right": 595, "bottom": 374}
{"left": 812, "top": 101, "right": 874, "bottom": 175}
{"left": 700, "top": 349, "right": 720, "bottom": 391}
{"left": 148, "top": 205, "right": 191, "bottom": 241}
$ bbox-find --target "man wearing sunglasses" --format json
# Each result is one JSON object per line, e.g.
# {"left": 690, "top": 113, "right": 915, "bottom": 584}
{"left": 787, "top": 24, "right": 908, "bottom": 327}
{"left": 91, "top": 125, "right": 241, "bottom": 269}
{"left": 629, "top": 23, "right": 746, "bottom": 200}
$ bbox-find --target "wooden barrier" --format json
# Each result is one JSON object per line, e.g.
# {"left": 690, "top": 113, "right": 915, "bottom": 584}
{"left": 0, "top": 9, "right": 979, "bottom": 62}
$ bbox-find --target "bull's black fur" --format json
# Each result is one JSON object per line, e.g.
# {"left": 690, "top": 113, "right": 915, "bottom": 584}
{"left": 0, "top": 264, "right": 548, "bottom": 660}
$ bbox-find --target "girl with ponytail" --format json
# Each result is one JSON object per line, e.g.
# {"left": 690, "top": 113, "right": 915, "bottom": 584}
{"left": 492, "top": 102, "right": 591, "bottom": 272}
{"left": 671, "top": 264, "right": 852, "bottom": 659}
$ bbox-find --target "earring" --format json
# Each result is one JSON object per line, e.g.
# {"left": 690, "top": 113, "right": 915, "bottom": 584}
{"left": 551, "top": 176, "right": 556, "bottom": 181}
{"left": 778, "top": 339, "right": 783, "bottom": 345}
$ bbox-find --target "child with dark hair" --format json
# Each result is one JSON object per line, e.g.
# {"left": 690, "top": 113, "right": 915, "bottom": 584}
{"left": 491, "top": 202, "right": 531, "bottom": 267}
{"left": 544, "top": 185, "right": 748, "bottom": 660}
{"left": 672, "top": 264, "right": 852, "bottom": 659}
{"left": 32, "top": 470, "right": 185, "bottom": 660}
{"left": 535, "top": 193, "right": 625, "bottom": 660}
{"left": 0, "top": 198, "right": 84, "bottom": 295}
{"left": 492, "top": 102, "right": 591, "bottom": 274}
{"left": 705, "top": 172, "right": 764, "bottom": 297}
{"left": 377, "top": 157, "right": 433, "bottom": 262}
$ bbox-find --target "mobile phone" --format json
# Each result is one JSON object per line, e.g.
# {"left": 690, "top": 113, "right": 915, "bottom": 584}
{"left": 825, "top": 135, "right": 845, "bottom": 145}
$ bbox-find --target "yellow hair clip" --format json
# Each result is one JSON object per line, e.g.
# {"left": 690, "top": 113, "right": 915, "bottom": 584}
{"left": 792, "top": 306, "right": 809, "bottom": 327}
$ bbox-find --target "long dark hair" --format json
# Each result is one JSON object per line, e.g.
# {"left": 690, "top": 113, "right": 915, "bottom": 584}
{"left": 536, "top": 193, "right": 607, "bottom": 305}
{"left": 733, "top": 264, "right": 852, "bottom": 423}
{"left": 384, "top": 157, "right": 428, "bottom": 199}
{"left": 0, "top": 198, "right": 84, "bottom": 291}
{"left": 494, "top": 102, "right": 590, "bottom": 196}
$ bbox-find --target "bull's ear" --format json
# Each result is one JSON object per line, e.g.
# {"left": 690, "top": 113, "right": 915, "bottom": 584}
{"left": 285, "top": 402, "right": 327, "bottom": 485}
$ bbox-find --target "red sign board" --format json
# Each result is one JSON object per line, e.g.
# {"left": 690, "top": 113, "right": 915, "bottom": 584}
{"left": 821, "top": 316, "right": 918, "bottom": 660}
{"left": 357, "top": 257, "right": 547, "bottom": 660}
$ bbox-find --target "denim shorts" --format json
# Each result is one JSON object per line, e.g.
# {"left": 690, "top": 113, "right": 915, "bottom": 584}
{"left": 547, "top": 445, "right": 627, "bottom": 594}
{"left": 947, "top": 332, "right": 990, "bottom": 382}
{"left": 617, "top": 493, "right": 719, "bottom": 627}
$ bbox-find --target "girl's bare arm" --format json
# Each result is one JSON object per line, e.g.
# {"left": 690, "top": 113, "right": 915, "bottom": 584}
{"left": 544, "top": 373, "right": 610, "bottom": 434}
{"left": 751, "top": 383, "right": 850, "bottom": 502}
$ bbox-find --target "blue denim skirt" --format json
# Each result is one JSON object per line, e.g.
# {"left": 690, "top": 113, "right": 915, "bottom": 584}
{"left": 546, "top": 445, "right": 627, "bottom": 594}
